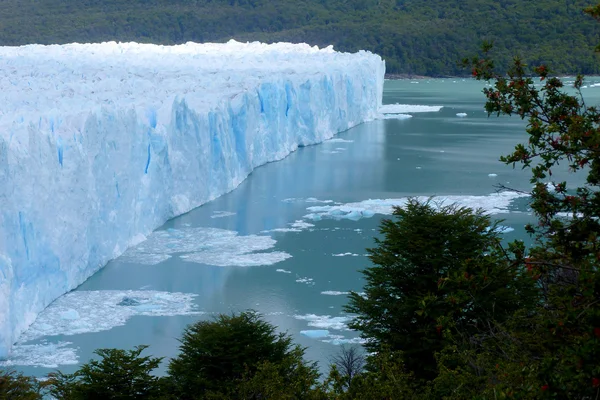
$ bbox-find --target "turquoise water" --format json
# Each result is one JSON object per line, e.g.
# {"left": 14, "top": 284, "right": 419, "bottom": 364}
{"left": 12, "top": 78, "right": 600, "bottom": 376}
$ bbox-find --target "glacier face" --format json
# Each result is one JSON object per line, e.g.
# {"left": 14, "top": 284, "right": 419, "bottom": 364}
{"left": 0, "top": 40, "right": 385, "bottom": 358}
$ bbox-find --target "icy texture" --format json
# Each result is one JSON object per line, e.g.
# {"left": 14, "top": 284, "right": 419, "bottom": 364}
{"left": 0, "top": 342, "right": 78, "bottom": 368}
{"left": 0, "top": 40, "right": 385, "bottom": 357}
{"left": 295, "top": 313, "right": 362, "bottom": 345}
{"left": 379, "top": 114, "right": 413, "bottom": 120}
{"left": 456, "top": 113, "right": 468, "bottom": 117}
{"left": 17, "top": 290, "right": 200, "bottom": 342}
{"left": 379, "top": 104, "right": 443, "bottom": 113}
{"left": 120, "top": 226, "right": 291, "bottom": 267}
{"left": 300, "top": 330, "right": 330, "bottom": 338}
{"left": 1, "top": 289, "right": 199, "bottom": 367}
{"left": 303, "top": 191, "right": 529, "bottom": 221}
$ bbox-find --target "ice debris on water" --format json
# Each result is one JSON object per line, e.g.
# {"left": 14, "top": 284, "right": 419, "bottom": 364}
{"left": 120, "top": 227, "right": 291, "bottom": 267}
{"left": 2, "top": 290, "right": 200, "bottom": 367}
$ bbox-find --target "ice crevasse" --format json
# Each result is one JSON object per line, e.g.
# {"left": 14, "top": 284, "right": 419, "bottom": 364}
{"left": 0, "top": 40, "right": 385, "bottom": 357}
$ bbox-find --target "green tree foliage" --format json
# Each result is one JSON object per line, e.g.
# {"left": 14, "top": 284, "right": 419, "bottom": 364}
{"left": 346, "top": 200, "right": 537, "bottom": 382}
{"left": 0, "top": 0, "right": 598, "bottom": 76}
{"left": 0, "top": 369, "right": 41, "bottom": 400}
{"left": 167, "top": 311, "right": 320, "bottom": 399}
{"left": 461, "top": 34, "right": 600, "bottom": 399}
{"left": 44, "top": 345, "right": 164, "bottom": 400}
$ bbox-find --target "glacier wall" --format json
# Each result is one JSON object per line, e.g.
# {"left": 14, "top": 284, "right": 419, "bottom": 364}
{"left": 0, "top": 40, "right": 384, "bottom": 357}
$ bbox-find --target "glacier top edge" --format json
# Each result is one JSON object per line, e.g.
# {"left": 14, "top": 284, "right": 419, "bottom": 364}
{"left": 0, "top": 40, "right": 384, "bottom": 137}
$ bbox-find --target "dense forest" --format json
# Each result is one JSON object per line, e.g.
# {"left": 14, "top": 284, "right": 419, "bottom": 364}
{"left": 1, "top": 0, "right": 599, "bottom": 76}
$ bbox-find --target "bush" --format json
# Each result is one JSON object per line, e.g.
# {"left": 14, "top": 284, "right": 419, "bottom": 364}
{"left": 44, "top": 346, "right": 164, "bottom": 400}
{"left": 167, "top": 311, "right": 320, "bottom": 399}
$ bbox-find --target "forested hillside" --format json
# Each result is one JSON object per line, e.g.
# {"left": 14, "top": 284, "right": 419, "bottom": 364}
{"left": 0, "top": 0, "right": 599, "bottom": 76}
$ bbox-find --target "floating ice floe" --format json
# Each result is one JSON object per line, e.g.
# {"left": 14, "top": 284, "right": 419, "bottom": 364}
{"left": 332, "top": 253, "right": 361, "bottom": 257}
{"left": 295, "top": 277, "right": 315, "bottom": 286}
{"left": 303, "top": 191, "right": 529, "bottom": 221}
{"left": 326, "top": 138, "right": 354, "bottom": 143}
{"left": 488, "top": 173, "right": 498, "bottom": 177}
{"left": 300, "top": 330, "right": 330, "bottom": 339}
{"left": 120, "top": 227, "right": 291, "bottom": 267}
{"left": 0, "top": 342, "right": 78, "bottom": 368}
{"left": 378, "top": 113, "right": 413, "bottom": 120}
{"left": 1, "top": 290, "right": 199, "bottom": 367}
{"left": 456, "top": 113, "right": 468, "bottom": 117}
{"left": 378, "top": 104, "right": 444, "bottom": 113}
{"left": 276, "top": 269, "right": 292, "bottom": 274}
{"left": 263, "top": 220, "right": 316, "bottom": 233}
{"left": 294, "top": 314, "right": 352, "bottom": 331}
{"left": 294, "top": 314, "right": 363, "bottom": 345}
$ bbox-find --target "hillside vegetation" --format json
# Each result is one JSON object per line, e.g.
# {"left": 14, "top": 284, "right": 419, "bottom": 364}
{"left": 1, "top": 0, "right": 599, "bottom": 75}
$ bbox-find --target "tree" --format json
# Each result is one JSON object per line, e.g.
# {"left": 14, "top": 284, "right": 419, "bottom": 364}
{"left": 329, "top": 345, "right": 365, "bottom": 389}
{"left": 44, "top": 346, "right": 164, "bottom": 400}
{"left": 167, "top": 311, "right": 320, "bottom": 399}
{"left": 0, "top": 369, "right": 41, "bottom": 400}
{"left": 345, "top": 199, "right": 537, "bottom": 382}
{"left": 461, "top": 6, "right": 600, "bottom": 396}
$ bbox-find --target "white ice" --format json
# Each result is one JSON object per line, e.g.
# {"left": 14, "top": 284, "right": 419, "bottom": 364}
{"left": 0, "top": 342, "right": 78, "bottom": 368}
{"left": 294, "top": 313, "right": 362, "bottom": 345}
{"left": 378, "top": 104, "right": 443, "bottom": 113}
{"left": 300, "top": 330, "right": 330, "bottom": 339}
{"left": 121, "top": 227, "right": 291, "bottom": 267}
{"left": 378, "top": 114, "right": 413, "bottom": 120}
{"left": 303, "top": 191, "right": 529, "bottom": 221}
{"left": 0, "top": 40, "right": 384, "bottom": 357}
{"left": 1, "top": 290, "right": 199, "bottom": 367}
{"left": 456, "top": 113, "right": 468, "bottom": 117}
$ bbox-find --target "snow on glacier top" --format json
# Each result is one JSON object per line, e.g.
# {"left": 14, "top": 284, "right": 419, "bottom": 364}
{"left": 0, "top": 40, "right": 377, "bottom": 140}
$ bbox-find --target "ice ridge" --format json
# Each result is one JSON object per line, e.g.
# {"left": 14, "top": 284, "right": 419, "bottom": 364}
{"left": 0, "top": 40, "right": 385, "bottom": 357}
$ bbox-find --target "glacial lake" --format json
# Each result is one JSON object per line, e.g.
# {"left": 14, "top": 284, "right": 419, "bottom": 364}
{"left": 10, "top": 77, "right": 600, "bottom": 376}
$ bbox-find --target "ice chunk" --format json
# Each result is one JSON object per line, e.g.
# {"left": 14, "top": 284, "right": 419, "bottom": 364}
{"left": 379, "top": 104, "right": 443, "bottom": 113}
{"left": 294, "top": 314, "right": 352, "bottom": 331}
{"left": 300, "top": 330, "right": 330, "bottom": 338}
{"left": 121, "top": 227, "right": 291, "bottom": 267}
{"left": 321, "top": 291, "right": 350, "bottom": 296}
{"left": 17, "top": 290, "right": 200, "bottom": 343}
{"left": 0, "top": 342, "right": 78, "bottom": 368}
{"left": 0, "top": 290, "right": 199, "bottom": 367}
{"left": 332, "top": 253, "right": 360, "bottom": 257}
{"left": 0, "top": 41, "right": 384, "bottom": 357}
{"left": 378, "top": 113, "right": 413, "bottom": 120}
{"left": 303, "top": 191, "right": 529, "bottom": 221}
{"left": 295, "top": 277, "right": 315, "bottom": 285}
{"left": 321, "top": 336, "right": 367, "bottom": 345}
{"left": 326, "top": 138, "right": 354, "bottom": 143}
{"left": 456, "top": 113, "right": 468, "bottom": 117}
{"left": 488, "top": 173, "right": 498, "bottom": 177}
{"left": 276, "top": 269, "right": 292, "bottom": 274}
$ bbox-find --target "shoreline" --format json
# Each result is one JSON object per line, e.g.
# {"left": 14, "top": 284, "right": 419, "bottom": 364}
{"left": 384, "top": 73, "right": 600, "bottom": 80}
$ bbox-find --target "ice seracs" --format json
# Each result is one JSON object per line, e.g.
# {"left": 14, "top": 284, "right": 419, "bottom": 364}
{"left": 0, "top": 40, "right": 385, "bottom": 358}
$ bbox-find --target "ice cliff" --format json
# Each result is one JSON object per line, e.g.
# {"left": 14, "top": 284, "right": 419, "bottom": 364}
{"left": 0, "top": 40, "right": 385, "bottom": 358}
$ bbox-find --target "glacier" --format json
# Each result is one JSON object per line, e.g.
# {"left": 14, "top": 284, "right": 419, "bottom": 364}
{"left": 0, "top": 40, "right": 385, "bottom": 358}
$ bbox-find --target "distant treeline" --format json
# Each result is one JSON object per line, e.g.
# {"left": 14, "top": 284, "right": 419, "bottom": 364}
{"left": 0, "top": 0, "right": 599, "bottom": 76}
